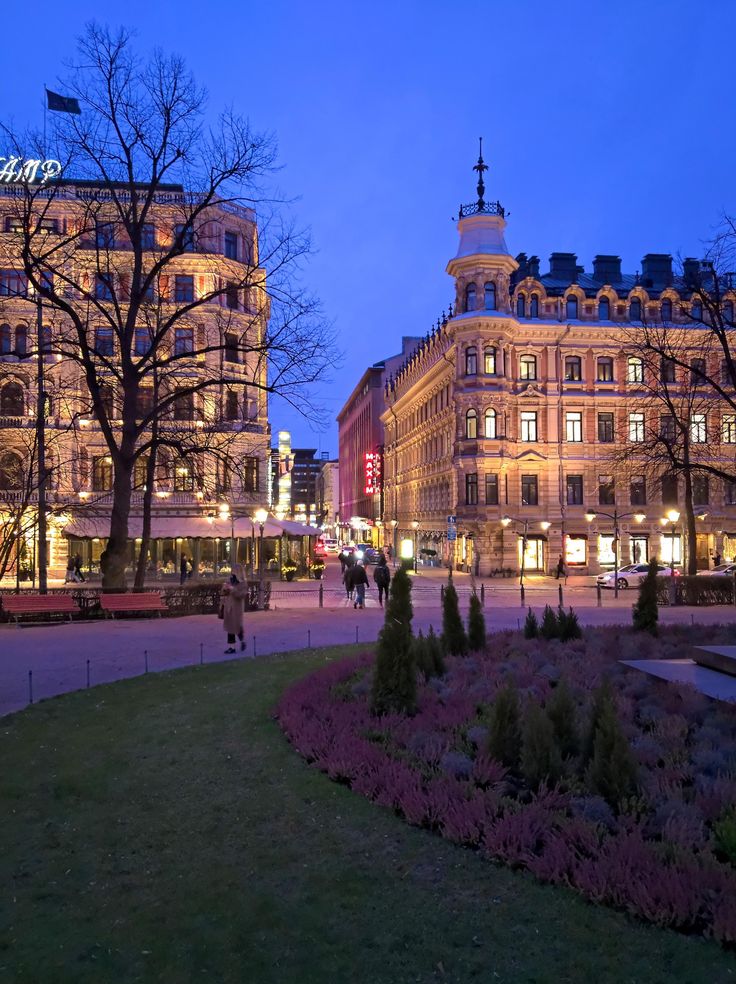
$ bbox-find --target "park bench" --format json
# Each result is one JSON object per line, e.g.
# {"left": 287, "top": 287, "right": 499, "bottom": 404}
{"left": 1, "top": 593, "right": 80, "bottom": 624}
{"left": 99, "top": 592, "right": 169, "bottom": 619}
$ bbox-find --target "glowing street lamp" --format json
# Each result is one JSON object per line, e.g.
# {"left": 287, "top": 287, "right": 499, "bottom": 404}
{"left": 663, "top": 509, "right": 680, "bottom": 604}
{"left": 586, "top": 508, "right": 647, "bottom": 598}
{"left": 501, "top": 515, "right": 549, "bottom": 585}
{"left": 411, "top": 518, "right": 420, "bottom": 573}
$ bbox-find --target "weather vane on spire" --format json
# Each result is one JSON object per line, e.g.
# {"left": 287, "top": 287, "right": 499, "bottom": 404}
{"left": 473, "top": 136, "right": 487, "bottom": 208}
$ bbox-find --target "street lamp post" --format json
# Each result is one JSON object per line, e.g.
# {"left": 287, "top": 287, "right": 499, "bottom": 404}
{"left": 390, "top": 518, "right": 398, "bottom": 568}
{"left": 501, "top": 515, "right": 538, "bottom": 586}
{"left": 254, "top": 507, "right": 268, "bottom": 608}
{"left": 411, "top": 519, "right": 420, "bottom": 573}
{"left": 585, "top": 509, "right": 646, "bottom": 599}
{"left": 662, "top": 508, "right": 680, "bottom": 604}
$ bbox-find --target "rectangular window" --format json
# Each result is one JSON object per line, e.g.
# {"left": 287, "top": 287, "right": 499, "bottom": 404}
{"left": 225, "top": 390, "right": 239, "bottom": 420}
{"left": 693, "top": 475, "right": 709, "bottom": 505}
{"left": 597, "top": 412, "right": 614, "bottom": 443}
{"left": 485, "top": 474, "right": 499, "bottom": 505}
{"left": 598, "top": 475, "right": 615, "bottom": 506}
{"left": 661, "top": 357, "right": 676, "bottom": 383}
{"left": 691, "top": 358, "right": 706, "bottom": 384}
{"left": 691, "top": 413, "right": 706, "bottom": 443}
{"left": 627, "top": 358, "right": 644, "bottom": 384}
{"left": 465, "top": 473, "right": 478, "bottom": 505}
{"left": 174, "top": 223, "right": 195, "bottom": 252}
{"left": 95, "top": 222, "right": 115, "bottom": 250}
{"left": 136, "top": 387, "right": 154, "bottom": 419}
{"left": 566, "top": 474, "right": 583, "bottom": 505}
{"left": 95, "top": 274, "right": 113, "bottom": 301}
{"left": 521, "top": 474, "right": 538, "bottom": 506}
{"left": 141, "top": 224, "right": 156, "bottom": 250}
{"left": 630, "top": 475, "right": 646, "bottom": 505}
{"left": 225, "top": 282, "right": 240, "bottom": 310}
{"left": 224, "top": 332, "right": 239, "bottom": 363}
{"left": 175, "top": 275, "right": 194, "bottom": 303}
{"left": 174, "top": 325, "right": 194, "bottom": 356}
{"left": 565, "top": 357, "right": 582, "bottom": 381}
{"left": 565, "top": 411, "right": 582, "bottom": 442}
{"left": 243, "top": 456, "right": 259, "bottom": 493}
{"left": 565, "top": 535, "right": 587, "bottom": 566}
{"left": 484, "top": 347, "right": 496, "bottom": 374}
{"left": 172, "top": 390, "right": 194, "bottom": 421}
{"left": 0, "top": 270, "right": 28, "bottom": 297}
{"left": 134, "top": 328, "right": 150, "bottom": 356}
{"left": 724, "top": 414, "right": 736, "bottom": 444}
{"left": 174, "top": 461, "right": 195, "bottom": 492}
{"left": 520, "top": 411, "right": 537, "bottom": 442}
{"left": 660, "top": 415, "right": 676, "bottom": 441}
{"left": 92, "top": 455, "right": 113, "bottom": 492}
{"left": 520, "top": 355, "right": 537, "bottom": 380}
{"left": 95, "top": 327, "right": 114, "bottom": 357}
{"left": 726, "top": 481, "right": 736, "bottom": 505}
{"left": 661, "top": 474, "right": 678, "bottom": 506}
{"left": 224, "top": 231, "right": 238, "bottom": 260}
{"left": 597, "top": 357, "right": 613, "bottom": 382}
{"left": 628, "top": 412, "right": 645, "bottom": 442}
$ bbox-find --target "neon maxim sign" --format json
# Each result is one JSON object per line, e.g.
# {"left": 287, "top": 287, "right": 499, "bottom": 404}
{"left": 0, "top": 157, "right": 62, "bottom": 185}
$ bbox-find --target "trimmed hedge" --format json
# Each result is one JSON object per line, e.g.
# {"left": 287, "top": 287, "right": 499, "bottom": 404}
{"left": 655, "top": 574, "right": 735, "bottom": 606}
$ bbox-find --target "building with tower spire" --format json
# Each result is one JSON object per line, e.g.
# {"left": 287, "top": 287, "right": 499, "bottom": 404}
{"left": 377, "top": 144, "right": 736, "bottom": 576}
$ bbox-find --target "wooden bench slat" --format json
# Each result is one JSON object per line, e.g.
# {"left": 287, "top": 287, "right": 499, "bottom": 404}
{"left": 99, "top": 593, "right": 168, "bottom": 617}
{"left": 1, "top": 595, "right": 79, "bottom": 621}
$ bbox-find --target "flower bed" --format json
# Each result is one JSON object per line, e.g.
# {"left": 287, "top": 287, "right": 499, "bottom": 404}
{"left": 277, "top": 626, "right": 736, "bottom": 945}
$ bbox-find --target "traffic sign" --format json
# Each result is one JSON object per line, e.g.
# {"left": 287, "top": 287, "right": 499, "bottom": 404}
{"left": 447, "top": 515, "right": 457, "bottom": 524}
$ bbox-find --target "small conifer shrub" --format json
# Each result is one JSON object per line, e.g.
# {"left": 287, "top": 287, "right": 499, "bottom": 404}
{"left": 468, "top": 592, "right": 486, "bottom": 651}
{"left": 540, "top": 604, "right": 559, "bottom": 640}
{"left": 581, "top": 677, "right": 614, "bottom": 767}
{"left": 426, "top": 625, "right": 446, "bottom": 678}
{"left": 632, "top": 556, "right": 660, "bottom": 635}
{"left": 558, "top": 606, "right": 582, "bottom": 641}
{"left": 521, "top": 701, "right": 563, "bottom": 788}
{"left": 586, "top": 699, "right": 639, "bottom": 809}
{"left": 545, "top": 679, "right": 579, "bottom": 760}
{"left": 523, "top": 608, "right": 539, "bottom": 638}
{"left": 488, "top": 682, "right": 521, "bottom": 770}
{"left": 442, "top": 580, "right": 468, "bottom": 656}
{"left": 371, "top": 567, "right": 417, "bottom": 716}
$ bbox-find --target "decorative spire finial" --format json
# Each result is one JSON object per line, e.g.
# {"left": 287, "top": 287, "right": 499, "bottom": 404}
{"left": 473, "top": 136, "right": 488, "bottom": 207}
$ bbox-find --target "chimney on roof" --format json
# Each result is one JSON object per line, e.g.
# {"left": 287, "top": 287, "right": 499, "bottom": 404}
{"left": 548, "top": 252, "right": 578, "bottom": 281}
{"left": 683, "top": 257, "right": 702, "bottom": 288}
{"left": 640, "top": 254, "right": 673, "bottom": 288}
{"left": 592, "top": 255, "right": 622, "bottom": 283}
{"left": 515, "top": 252, "right": 529, "bottom": 277}
{"left": 528, "top": 255, "right": 540, "bottom": 278}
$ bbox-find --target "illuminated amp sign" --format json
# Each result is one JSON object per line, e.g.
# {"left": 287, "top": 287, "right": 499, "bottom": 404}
{"left": 364, "top": 450, "right": 382, "bottom": 495}
{"left": 0, "top": 157, "right": 62, "bottom": 185}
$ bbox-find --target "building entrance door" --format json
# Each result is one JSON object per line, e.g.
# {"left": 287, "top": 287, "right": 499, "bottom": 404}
{"left": 520, "top": 536, "right": 544, "bottom": 572}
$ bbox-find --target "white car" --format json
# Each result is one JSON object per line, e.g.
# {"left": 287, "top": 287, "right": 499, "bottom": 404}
{"left": 596, "top": 563, "right": 676, "bottom": 589}
{"left": 698, "top": 563, "right": 736, "bottom": 577}
{"left": 321, "top": 538, "right": 340, "bottom": 554}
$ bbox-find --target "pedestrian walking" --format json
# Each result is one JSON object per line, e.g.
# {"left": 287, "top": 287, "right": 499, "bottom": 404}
{"left": 555, "top": 554, "right": 565, "bottom": 579}
{"left": 219, "top": 565, "right": 248, "bottom": 654}
{"left": 373, "top": 553, "right": 391, "bottom": 607}
{"left": 351, "top": 561, "right": 369, "bottom": 609}
{"left": 714, "top": 550, "right": 722, "bottom": 567}
{"left": 180, "top": 554, "right": 189, "bottom": 585}
{"left": 65, "top": 556, "right": 78, "bottom": 583}
{"left": 73, "top": 554, "right": 85, "bottom": 582}
{"left": 343, "top": 563, "right": 354, "bottom": 600}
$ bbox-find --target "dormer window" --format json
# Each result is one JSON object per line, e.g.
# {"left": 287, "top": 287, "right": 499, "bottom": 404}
{"left": 724, "top": 301, "right": 734, "bottom": 322}
{"left": 630, "top": 298, "right": 642, "bottom": 321}
{"left": 661, "top": 299, "right": 672, "bottom": 322}
{"left": 464, "top": 283, "right": 476, "bottom": 312}
{"left": 516, "top": 294, "right": 525, "bottom": 317}
{"left": 484, "top": 281, "right": 496, "bottom": 310}
{"left": 598, "top": 296, "right": 610, "bottom": 320}
{"left": 530, "top": 294, "right": 539, "bottom": 318}
{"left": 566, "top": 295, "right": 578, "bottom": 320}
{"left": 691, "top": 300, "right": 703, "bottom": 321}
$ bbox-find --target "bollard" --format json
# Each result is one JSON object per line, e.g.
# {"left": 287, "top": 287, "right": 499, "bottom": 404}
{"left": 440, "top": 584, "right": 445, "bottom": 604}
{"left": 516, "top": 617, "right": 520, "bottom": 630}
{"left": 200, "top": 642, "right": 204, "bottom": 665}
{"left": 144, "top": 649, "right": 149, "bottom": 674}
{"left": 691, "top": 613, "right": 695, "bottom": 625}
{"left": 86, "top": 659, "right": 90, "bottom": 689}
{"left": 558, "top": 583, "right": 563, "bottom": 608}
{"left": 253, "top": 635, "right": 257, "bottom": 657}
{"left": 520, "top": 584, "right": 525, "bottom": 608}
{"left": 355, "top": 625, "right": 359, "bottom": 644}
{"left": 596, "top": 583, "right": 602, "bottom": 608}
{"left": 480, "top": 583, "right": 485, "bottom": 607}
{"left": 28, "top": 669, "right": 33, "bottom": 705}
{"left": 319, "top": 583, "right": 324, "bottom": 609}
{"left": 308, "top": 629, "right": 311, "bottom": 649}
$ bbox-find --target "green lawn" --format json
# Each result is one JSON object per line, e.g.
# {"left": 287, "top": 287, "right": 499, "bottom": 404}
{"left": 1, "top": 648, "right": 733, "bottom": 984}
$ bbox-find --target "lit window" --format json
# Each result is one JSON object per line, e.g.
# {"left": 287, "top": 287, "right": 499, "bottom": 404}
{"left": 628, "top": 412, "right": 645, "bottom": 442}
{"left": 565, "top": 411, "right": 582, "bottom": 442}
{"left": 484, "top": 408, "right": 496, "bottom": 439}
{"left": 520, "top": 355, "right": 537, "bottom": 380}
{"left": 723, "top": 414, "right": 736, "bottom": 444}
{"left": 627, "top": 357, "right": 644, "bottom": 383}
{"left": 465, "top": 346, "right": 477, "bottom": 375}
{"left": 92, "top": 455, "right": 113, "bottom": 492}
{"left": 691, "top": 413, "right": 706, "bottom": 443}
{"left": 484, "top": 346, "right": 496, "bottom": 374}
{"left": 174, "top": 460, "right": 195, "bottom": 492}
{"left": 564, "top": 356, "right": 582, "bottom": 381}
{"left": 597, "top": 357, "right": 613, "bottom": 382}
{"left": 520, "top": 411, "right": 537, "bottom": 442}
{"left": 465, "top": 408, "right": 477, "bottom": 439}
{"left": 484, "top": 282, "right": 496, "bottom": 310}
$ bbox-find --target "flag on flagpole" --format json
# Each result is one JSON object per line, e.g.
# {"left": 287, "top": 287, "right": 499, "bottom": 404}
{"left": 46, "top": 89, "right": 81, "bottom": 115}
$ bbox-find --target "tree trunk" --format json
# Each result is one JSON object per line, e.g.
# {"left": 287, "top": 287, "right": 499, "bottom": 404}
{"left": 101, "top": 456, "right": 133, "bottom": 589}
{"left": 682, "top": 467, "right": 698, "bottom": 575}
{"left": 134, "top": 446, "right": 157, "bottom": 589}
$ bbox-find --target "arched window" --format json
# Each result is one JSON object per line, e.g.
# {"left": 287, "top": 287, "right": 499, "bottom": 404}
{"left": 630, "top": 298, "right": 642, "bottom": 321}
{"left": 661, "top": 299, "right": 672, "bottom": 322}
{"left": 691, "top": 300, "right": 703, "bottom": 321}
{"left": 598, "top": 296, "right": 610, "bottom": 320}
{"left": 516, "top": 294, "right": 525, "bottom": 317}
{"left": 597, "top": 356, "right": 614, "bottom": 382}
{"left": 484, "top": 407, "right": 497, "bottom": 439}
{"left": 465, "top": 346, "right": 477, "bottom": 375}
{"left": 0, "top": 324, "right": 10, "bottom": 354}
{"left": 627, "top": 356, "right": 644, "bottom": 384}
{"left": 484, "top": 346, "right": 497, "bottom": 374}
{"left": 92, "top": 455, "right": 113, "bottom": 492}
{"left": 566, "top": 295, "right": 578, "bottom": 319}
{"left": 530, "top": 294, "right": 539, "bottom": 318}
{"left": 174, "top": 458, "right": 196, "bottom": 492}
{"left": 15, "top": 324, "right": 27, "bottom": 357}
{"left": 520, "top": 355, "right": 537, "bottom": 381}
{"left": 465, "top": 408, "right": 477, "bottom": 439}
{"left": 464, "top": 283, "right": 476, "bottom": 312}
{"left": 564, "top": 356, "right": 582, "bottom": 381}
{"left": 724, "top": 301, "right": 734, "bottom": 323}
{"left": 0, "top": 381, "right": 24, "bottom": 415}
{"left": 0, "top": 450, "right": 23, "bottom": 490}
{"left": 484, "top": 281, "right": 496, "bottom": 310}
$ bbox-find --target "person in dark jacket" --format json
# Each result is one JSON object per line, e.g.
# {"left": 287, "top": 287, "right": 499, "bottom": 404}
{"left": 350, "top": 562, "right": 369, "bottom": 609}
{"left": 373, "top": 553, "right": 391, "bottom": 607}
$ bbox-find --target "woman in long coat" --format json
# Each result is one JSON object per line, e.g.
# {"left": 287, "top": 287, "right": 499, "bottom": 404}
{"left": 220, "top": 565, "right": 248, "bottom": 653}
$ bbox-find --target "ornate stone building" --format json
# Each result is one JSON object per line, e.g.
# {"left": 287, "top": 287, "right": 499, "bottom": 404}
{"left": 0, "top": 179, "right": 272, "bottom": 579}
{"left": 381, "top": 152, "right": 736, "bottom": 575}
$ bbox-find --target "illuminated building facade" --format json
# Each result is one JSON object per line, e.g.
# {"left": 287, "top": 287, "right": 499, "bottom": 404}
{"left": 0, "top": 180, "right": 271, "bottom": 579}
{"left": 380, "top": 153, "right": 736, "bottom": 575}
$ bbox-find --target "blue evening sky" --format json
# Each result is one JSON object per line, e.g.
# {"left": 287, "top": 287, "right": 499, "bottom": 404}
{"left": 3, "top": 0, "right": 735, "bottom": 454}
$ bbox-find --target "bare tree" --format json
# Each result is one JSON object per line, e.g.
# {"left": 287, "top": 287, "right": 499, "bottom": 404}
{"left": 0, "top": 25, "right": 332, "bottom": 588}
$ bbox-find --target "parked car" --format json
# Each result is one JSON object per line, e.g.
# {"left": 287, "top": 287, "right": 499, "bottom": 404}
{"left": 321, "top": 538, "right": 340, "bottom": 554}
{"left": 355, "top": 543, "right": 379, "bottom": 564}
{"left": 596, "top": 563, "right": 678, "bottom": 589}
{"left": 697, "top": 562, "right": 736, "bottom": 576}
